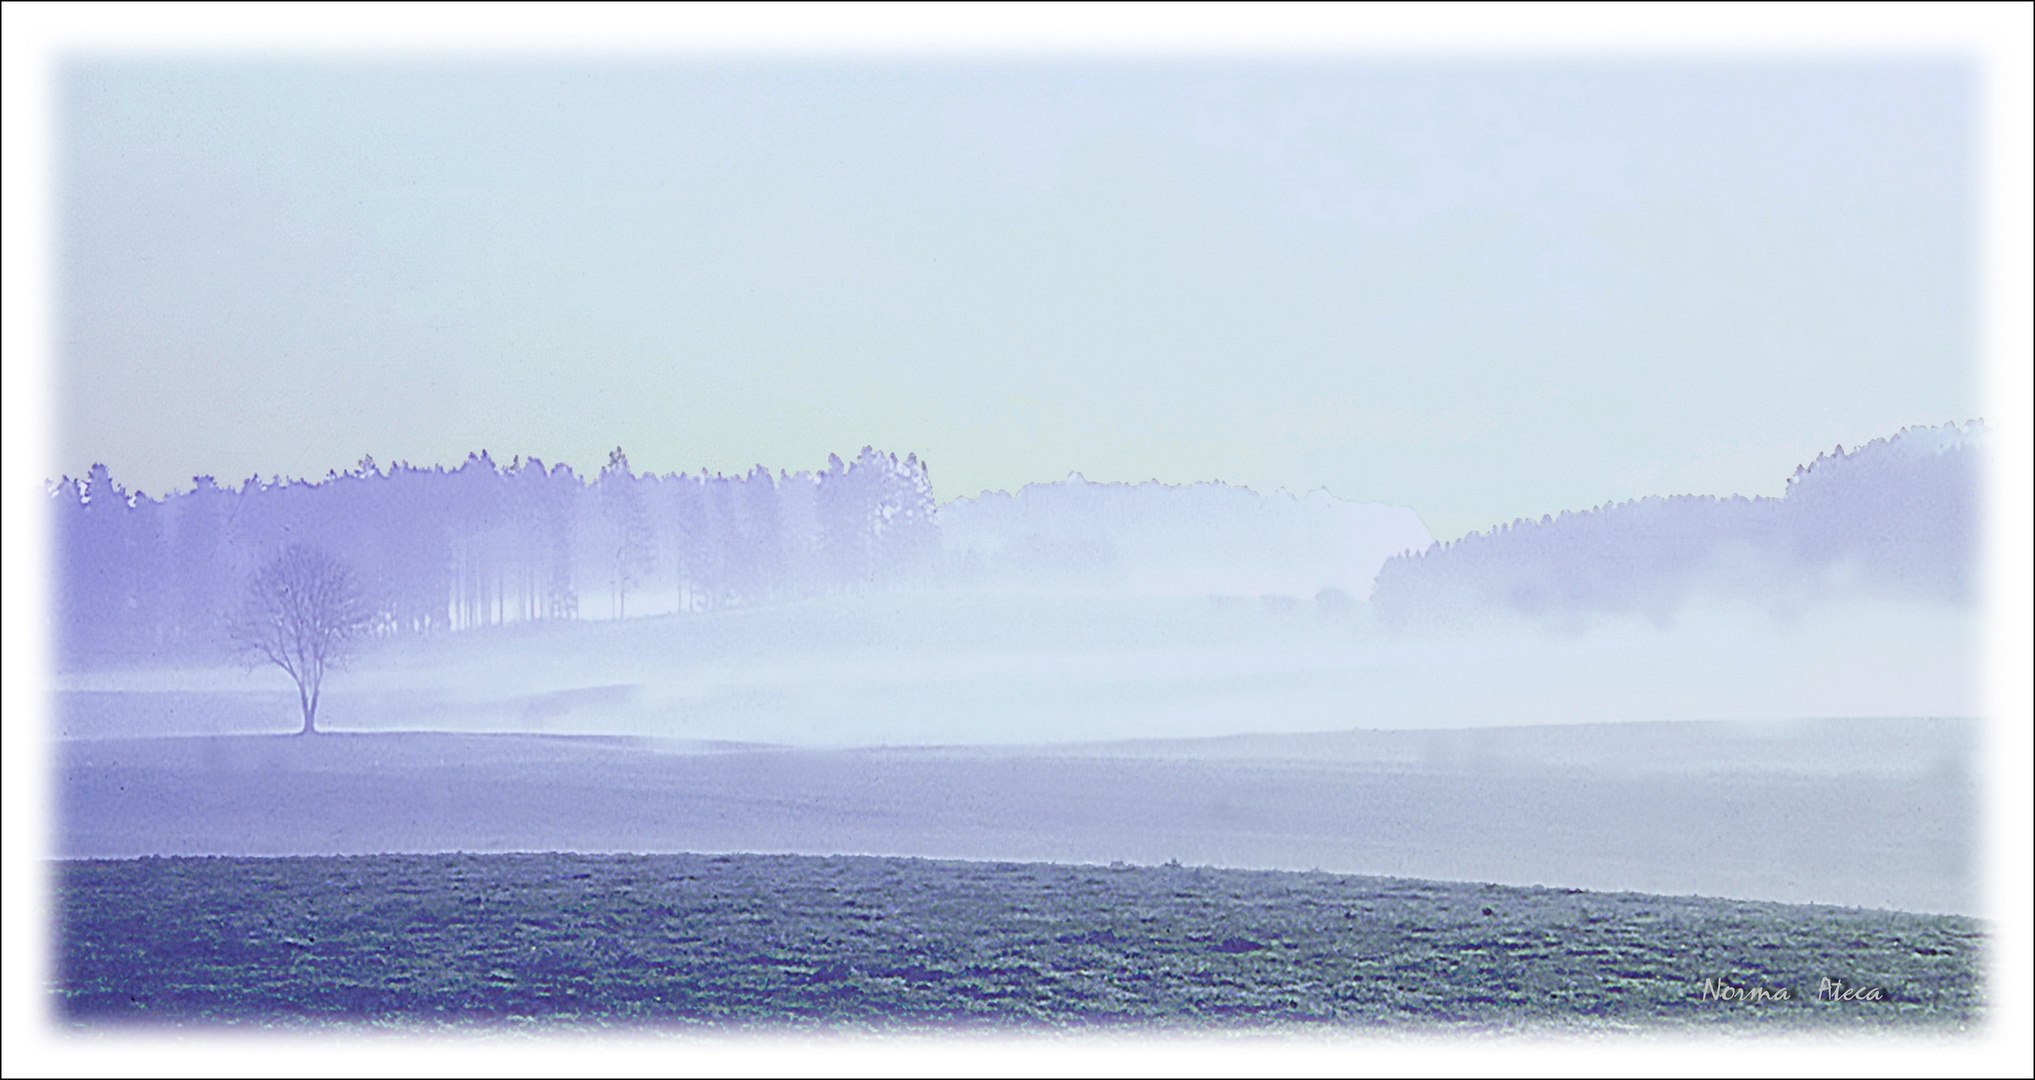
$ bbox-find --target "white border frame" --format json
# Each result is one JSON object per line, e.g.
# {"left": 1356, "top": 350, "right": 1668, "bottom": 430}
{"left": 6, "top": 4, "right": 2029, "bottom": 1076}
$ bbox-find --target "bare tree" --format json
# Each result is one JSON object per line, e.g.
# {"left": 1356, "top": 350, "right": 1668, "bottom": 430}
{"left": 229, "top": 544, "right": 373, "bottom": 735}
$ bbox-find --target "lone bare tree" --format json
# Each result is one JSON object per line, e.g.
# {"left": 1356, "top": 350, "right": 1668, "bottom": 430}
{"left": 230, "top": 544, "right": 373, "bottom": 735}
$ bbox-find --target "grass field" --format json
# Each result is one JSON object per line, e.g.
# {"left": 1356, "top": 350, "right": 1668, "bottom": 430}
{"left": 55, "top": 852, "right": 1983, "bottom": 1032}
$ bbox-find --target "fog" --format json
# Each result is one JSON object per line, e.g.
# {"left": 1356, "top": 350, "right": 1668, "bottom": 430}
{"left": 57, "top": 590, "right": 1975, "bottom": 747}
{"left": 46, "top": 425, "right": 1987, "bottom": 915}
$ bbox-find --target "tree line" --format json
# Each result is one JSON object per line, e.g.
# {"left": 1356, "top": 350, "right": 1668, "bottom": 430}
{"left": 1369, "top": 422, "right": 1984, "bottom": 625}
{"left": 52, "top": 446, "right": 939, "bottom": 669}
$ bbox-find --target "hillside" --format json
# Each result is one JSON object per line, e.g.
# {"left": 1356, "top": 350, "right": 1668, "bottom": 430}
{"left": 1372, "top": 422, "right": 1985, "bottom": 625}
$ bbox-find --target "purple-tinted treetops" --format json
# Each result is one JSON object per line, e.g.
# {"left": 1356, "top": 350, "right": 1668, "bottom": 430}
{"left": 1370, "top": 422, "right": 1985, "bottom": 625}
{"left": 51, "top": 447, "right": 938, "bottom": 668}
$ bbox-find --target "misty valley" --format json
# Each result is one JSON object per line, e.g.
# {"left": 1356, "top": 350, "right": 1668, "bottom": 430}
{"left": 49, "top": 424, "right": 1988, "bottom": 1030}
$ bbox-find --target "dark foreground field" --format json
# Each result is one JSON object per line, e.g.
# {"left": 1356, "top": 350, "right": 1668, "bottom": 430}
{"left": 56, "top": 852, "right": 1983, "bottom": 1032}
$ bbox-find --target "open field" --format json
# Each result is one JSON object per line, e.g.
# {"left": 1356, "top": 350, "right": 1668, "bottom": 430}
{"left": 54, "top": 852, "right": 1983, "bottom": 1031}
{"left": 56, "top": 723, "right": 1977, "bottom": 914}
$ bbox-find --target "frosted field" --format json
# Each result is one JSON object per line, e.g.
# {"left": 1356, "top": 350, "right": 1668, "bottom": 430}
{"left": 55, "top": 852, "right": 1983, "bottom": 1031}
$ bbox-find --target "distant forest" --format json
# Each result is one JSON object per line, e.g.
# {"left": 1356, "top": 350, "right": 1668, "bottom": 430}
{"left": 50, "top": 422, "right": 1983, "bottom": 668}
{"left": 52, "top": 447, "right": 938, "bottom": 667}
{"left": 1371, "top": 423, "right": 1984, "bottom": 625}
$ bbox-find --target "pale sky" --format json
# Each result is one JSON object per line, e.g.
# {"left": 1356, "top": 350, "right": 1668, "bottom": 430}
{"left": 57, "top": 58, "right": 1974, "bottom": 538}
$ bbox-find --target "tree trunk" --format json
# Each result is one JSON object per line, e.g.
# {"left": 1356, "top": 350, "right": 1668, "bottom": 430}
{"left": 297, "top": 681, "right": 317, "bottom": 735}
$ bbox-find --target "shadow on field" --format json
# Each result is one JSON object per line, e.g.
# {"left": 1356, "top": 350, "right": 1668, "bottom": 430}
{"left": 55, "top": 720, "right": 1976, "bottom": 915}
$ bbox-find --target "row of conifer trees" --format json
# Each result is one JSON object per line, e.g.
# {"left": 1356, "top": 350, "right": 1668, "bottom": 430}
{"left": 52, "top": 446, "right": 939, "bottom": 668}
